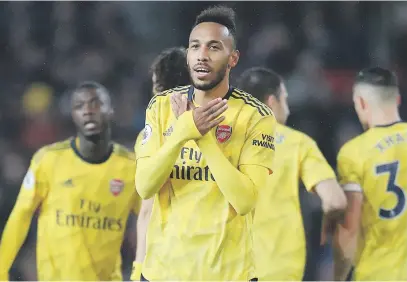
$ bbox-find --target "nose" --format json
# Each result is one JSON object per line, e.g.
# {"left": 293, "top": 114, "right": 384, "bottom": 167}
{"left": 82, "top": 102, "right": 95, "bottom": 116}
{"left": 197, "top": 46, "right": 209, "bottom": 62}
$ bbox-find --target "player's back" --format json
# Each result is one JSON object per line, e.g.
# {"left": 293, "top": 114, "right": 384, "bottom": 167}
{"left": 141, "top": 86, "right": 275, "bottom": 280}
{"left": 253, "top": 124, "right": 334, "bottom": 280}
{"left": 34, "top": 139, "right": 139, "bottom": 280}
{"left": 338, "top": 121, "right": 407, "bottom": 280}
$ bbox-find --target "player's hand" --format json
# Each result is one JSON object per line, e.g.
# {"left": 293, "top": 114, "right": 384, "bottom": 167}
{"left": 170, "top": 93, "right": 188, "bottom": 119}
{"left": 189, "top": 98, "right": 228, "bottom": 136}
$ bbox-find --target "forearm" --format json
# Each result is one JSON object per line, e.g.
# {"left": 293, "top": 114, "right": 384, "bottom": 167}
{"left": 197, "top": 133, "right": 262, "bottom": 215}
{"left": 0, "top": 208, "right": 34, "bottom": 274}
{"left": 136, "top": 112, "right": 201, "bottom": 199}
{"left": 136, "top": 142, "right": 184, "bottom": 199}
{"left": 333, "top": 243, "right": 353, "bottom": 281}
{"left": 135, "top": 200, "right": 152, "bottom": 262}
{"left": 333, "top": 225, "right": 356, "bottom": 281}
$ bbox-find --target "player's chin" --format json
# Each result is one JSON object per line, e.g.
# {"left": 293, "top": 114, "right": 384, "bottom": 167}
{"left": 82, "top": 129, "right": 102, "bottom": 141}
{"left": 192, "top": 79, "right": 217, "bottom": 91}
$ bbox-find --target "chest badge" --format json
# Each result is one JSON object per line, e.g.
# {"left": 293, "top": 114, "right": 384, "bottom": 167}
{"left": 110, "top": 179, "right": 124, "bottom": 196}
{"left": 215, "top": 125, "right": 232, "bottom": 143}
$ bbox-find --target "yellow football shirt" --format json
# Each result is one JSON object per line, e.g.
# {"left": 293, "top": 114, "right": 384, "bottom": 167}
{"left": 0, "top": 138, "right": 140, "bottom": 281}
{"left": 137, "top": 85, "right": 276, "bottom": 280}
{"left": 253, "top": 124, "right": 335, "bottom": 280}
{"left": 337, "top": 121, "right": 407, "bottom": 280}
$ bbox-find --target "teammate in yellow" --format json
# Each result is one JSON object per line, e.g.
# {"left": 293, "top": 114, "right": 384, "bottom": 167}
{"left": 131, "top": 46, "right": 190, "bottom": 281}
{"left": 0, "top": 82, "right": 140, "bottom": 280}
{"left": 334, "top": 67, "right": 407, "bottom": 280}
{"left": 135, "top": 6, "right": 277, "bottom": 281}
{"left": 237, "top": 67, "right": 347, "bottom": 280}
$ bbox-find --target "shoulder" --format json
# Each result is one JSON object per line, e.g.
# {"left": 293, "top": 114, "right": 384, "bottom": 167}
{"left": 230, "top": 88, "right": 274, "bottom": 119}
{"left": 276, "top": 124, "right": 318, "bottom": 149}
{"left": 147, "top": 85, "right": 190, "bottom": 110}
{"left": 278, "top": 124, "right": 308, "bottom": 140}
{"left": 338, "top": 133, "right": 367, "bottom": 162}
{"left": 112, "top": 143, "right": 136, "bottom": 162}
{"left": 32, "top": 139, "right": 72, "bottom": 165}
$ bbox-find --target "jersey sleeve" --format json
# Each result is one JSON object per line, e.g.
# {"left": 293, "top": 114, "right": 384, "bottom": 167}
{"left": 299, "top": 136, "right": 336, "bottom": 191}
{"left": 136, "top": 97, "right": 161, "bottom": 160}
{"left": 238, "top": 115, "right": 277, "bottom": 173}
{"left": 17, "top": 148, "right": 49, "bottom": 210}
{"left": 337, "top": 145, "right": 363, "bottom": 186}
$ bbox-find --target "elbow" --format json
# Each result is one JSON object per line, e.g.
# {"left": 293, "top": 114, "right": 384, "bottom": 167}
{"left": 330, "top": 191, "right": 348, "bottom": 212}
{"left": 235, "top": 205, "right": 253, "bottom": 216}
{"left": 234, "top": 197, "right": 256, "bottom": 216}
{"left": 324, "top": 197, "right": 347, "bottom": 215}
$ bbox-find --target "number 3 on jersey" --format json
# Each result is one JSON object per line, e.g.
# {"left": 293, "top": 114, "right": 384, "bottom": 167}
{"left": 376, "top": 161, "right": 405, "bottom": 219}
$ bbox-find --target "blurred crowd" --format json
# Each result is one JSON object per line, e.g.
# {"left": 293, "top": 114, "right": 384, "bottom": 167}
{"left": 1, "top": 1, "right": 407, "bottom": 280}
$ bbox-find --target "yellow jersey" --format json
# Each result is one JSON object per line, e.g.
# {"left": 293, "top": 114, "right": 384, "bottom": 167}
{"left": 337, "top": 121, "right": 407, "bottom": 280}
{"left": 138, "top": 85, "right": 276, "bottom": 280}
{"left": 0, "top": 138, "right": 140, "bottom": 281}
{"left": 253, "top": 124, "right": 335, "bottom": 280}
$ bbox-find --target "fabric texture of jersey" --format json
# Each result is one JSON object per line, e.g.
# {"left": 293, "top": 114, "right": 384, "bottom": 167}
{"left": 337, "top": 121, "right": 407, "bottom": 280}
{"left": 137, "top": 85, "right": 276, "bottom": 280}
{"left": 253, "top": 124, "right": 335, "bottom": 280}
{"left": 0, "top": 139, "right": 140, "bottom": 280}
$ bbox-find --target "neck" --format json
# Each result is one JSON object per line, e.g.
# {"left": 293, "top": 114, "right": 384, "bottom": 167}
{"left": 194, "top": 77, "right": 229, "bottom": 105}
{"left": 369, "top": 105, "right": 401, "bottom": 128}
{"left": 77, "top": 131, "right": 111, "bottom": 162}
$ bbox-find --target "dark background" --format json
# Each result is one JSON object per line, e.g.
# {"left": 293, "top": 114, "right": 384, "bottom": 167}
{"left": 0, "top": 1, "right": 406, "bottom": 280}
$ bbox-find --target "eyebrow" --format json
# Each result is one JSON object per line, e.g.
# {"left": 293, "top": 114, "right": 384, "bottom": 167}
{"left": 189, "top": 39, "right": 223, "bottom": 45}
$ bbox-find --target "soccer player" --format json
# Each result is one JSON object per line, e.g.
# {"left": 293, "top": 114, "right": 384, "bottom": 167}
{"left": 0, "top": 82, "right": 141, "bottom": 280}
{"left": 131, "top": 46, "right": 190, "bottom": 281}
{"left": 150, "top": 46, "right": 190, "bottom": 95}
{"left": 237, "top": 67, "right": 347, "bottom": 280}
{"left": 334, "top": 67, "right": 407, "bottom": 280}
{"left": 135, "top": 5, "right": 276, "bottom": 281}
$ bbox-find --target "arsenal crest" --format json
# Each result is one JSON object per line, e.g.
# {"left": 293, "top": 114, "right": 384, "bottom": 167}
{"left": 110, "top": 179, "right": 124, "bottom": 196}
{"left": 215, "top": 125, "right": 232, "bottom": 143}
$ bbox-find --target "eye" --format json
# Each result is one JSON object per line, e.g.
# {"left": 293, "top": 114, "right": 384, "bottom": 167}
{"left": 190, "top": 44, "right": 199, "bottom": 49}
{"left": 74, "top": 103, "right": 83, "bottom": 110}
{"left": 209, "top": 45, "right": 220, "bottom": 50}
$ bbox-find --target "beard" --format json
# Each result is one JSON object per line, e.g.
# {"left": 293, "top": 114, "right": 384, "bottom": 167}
{"left": 189, "top": 62, "right": 228, "bottom": 91}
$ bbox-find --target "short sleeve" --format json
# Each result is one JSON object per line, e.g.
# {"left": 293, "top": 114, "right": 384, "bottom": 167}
{"left": 337, "top": 146, "right": 363, "bottom": 186}
{"left": 238, "top": 115, "right": 277, "bottom": 172}
{"left": 137, "top": 98, "right": 161, "bottom": 160}
{"left": 17, "top": 148, "right": 49, "bottom": 211}
{"left": 299, "top": 136, "right": 336, "bottom": 191}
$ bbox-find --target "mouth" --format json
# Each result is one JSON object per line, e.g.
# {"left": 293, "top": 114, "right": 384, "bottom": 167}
{"left": 193, "top": 65, "right": 212, "bottom": 79}
{"left": 83, "top": 121, "right": 98, "bottom": 131}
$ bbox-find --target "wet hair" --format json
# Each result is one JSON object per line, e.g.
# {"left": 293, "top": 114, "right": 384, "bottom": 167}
{"left": 194, "top": 5, "right": 237, "bottom": 48}
{"left": 237, "top": 67, "right": 283, "bottom": 102}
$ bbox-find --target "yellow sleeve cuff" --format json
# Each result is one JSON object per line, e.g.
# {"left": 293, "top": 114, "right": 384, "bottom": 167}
{"left": 130, "top": 261, "right": 142, "bottom": 281}
{"left": 176, "top": 110, "right": 202, "bottom": 140}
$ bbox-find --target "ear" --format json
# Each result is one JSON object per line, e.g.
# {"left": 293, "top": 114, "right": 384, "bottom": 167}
{"left": 228, "top": 50, "right": 240, "bottom": 69}
{"left": 186, "top": 48, "right": 190, "bottom": 66}
{"left": 397, "top": 94, "right": 401, "bottom": 106}
{"left": 357, "top": 95, "right": 367, "bottom": 111}
{"left": 266, "top": 95, "right": 278, "bottom": 109}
